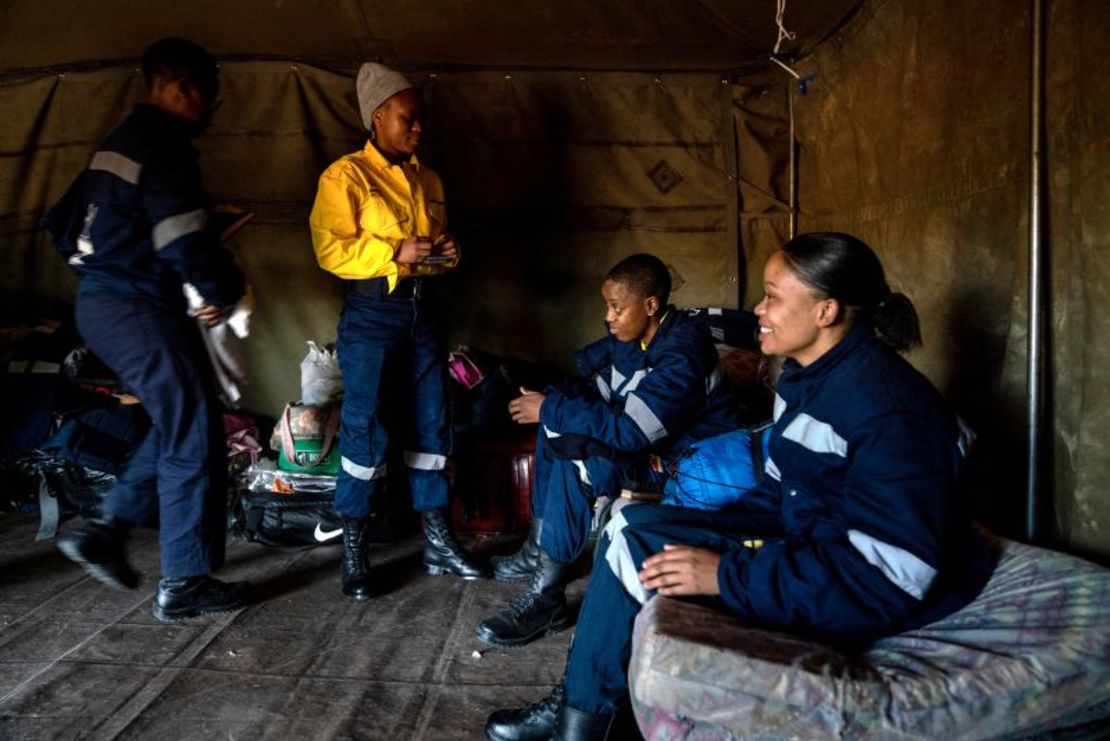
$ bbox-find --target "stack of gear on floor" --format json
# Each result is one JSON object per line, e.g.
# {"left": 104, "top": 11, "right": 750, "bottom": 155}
{"left": 1, "top": 315, "right": 148, "bottom": 540}
{"left": 1, "top": 313, "right": 267, "bottom": 542}
{"left": 230, "top": 340, "right": 349, "bottom": 547}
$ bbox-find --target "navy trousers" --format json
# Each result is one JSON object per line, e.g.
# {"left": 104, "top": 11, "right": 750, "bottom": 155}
{"left": 75, "top": 292, "right": 227, "bottom": 578}
{"left": 563, "top": 501, "right": 784, "bottom": 714}
{"left": 532, "top": 428, "right": 667, "bottom": 565}
{"left": 334, "top": 278, "right": 450, "bottom": 519}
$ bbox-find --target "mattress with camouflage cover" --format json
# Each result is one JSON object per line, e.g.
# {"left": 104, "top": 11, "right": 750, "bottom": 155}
{"left": 629, "top": 536, "right": 1110, "bottom": 739}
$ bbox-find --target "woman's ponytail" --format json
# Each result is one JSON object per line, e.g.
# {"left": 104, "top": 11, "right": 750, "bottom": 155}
{"left": 872, "top": 291, "right": 922, "bottom": 351}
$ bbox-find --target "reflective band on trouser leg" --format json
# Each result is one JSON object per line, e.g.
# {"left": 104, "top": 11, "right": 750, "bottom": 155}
{"left": 403, "top": 451, "right": 447, "bottom": 470}
{"left": 341, "top": 457, "right": 386, "bottom": 480}
{"left": 604, "top": 507, "right": 651, "bottom": 604}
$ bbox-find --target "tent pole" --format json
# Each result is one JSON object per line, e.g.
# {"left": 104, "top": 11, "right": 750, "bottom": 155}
{"left": 788, "top": 81, "right": 797, "bottom": 238}
{"left": 1026, "top": 0, "right": 1047, "bottom": 543}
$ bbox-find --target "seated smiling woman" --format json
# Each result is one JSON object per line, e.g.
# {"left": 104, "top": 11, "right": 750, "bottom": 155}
{"left": 484, "top": 232, "right": 994, "bottom": 741}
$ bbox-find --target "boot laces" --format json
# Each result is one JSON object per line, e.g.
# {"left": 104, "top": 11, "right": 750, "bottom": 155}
{"left": 524, "top": 684, "right": 563, "bottom": 716}
{"left": 505, "top": 586, "right": 544, "bottom": 617}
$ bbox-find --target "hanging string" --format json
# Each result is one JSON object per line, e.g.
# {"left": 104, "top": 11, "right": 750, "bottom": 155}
{"left": 773, "top": 0, "right": 797, "bottom": 55}
{"left": 770, "top": 0, "right": 802, "bottom": 81}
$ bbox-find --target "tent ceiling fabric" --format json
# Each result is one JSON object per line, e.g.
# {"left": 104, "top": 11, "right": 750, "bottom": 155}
{"left": 0, "top": 0, "right": 861, "bottom": 74}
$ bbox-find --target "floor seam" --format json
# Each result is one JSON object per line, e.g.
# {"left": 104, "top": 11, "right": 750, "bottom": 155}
{"left": 0, "top": 589, "right": 152, "bottom": 707}
{"left": 86, "top": 547, "right": 312, "bottom": 740}
{"left": 411, "top": 581, "right": 480, "bottom": 740}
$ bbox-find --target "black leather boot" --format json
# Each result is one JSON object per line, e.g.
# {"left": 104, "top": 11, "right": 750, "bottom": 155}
{"left": 422, "top": 507, "right": 492, "bottom": 579}
{"left": 476, "top": 549, "right": 572, "bottom": 648}
{"left": 342, "top": 518, "right": 373, "bottom": 600}
{"left": 552, "top": 705, "right": 616, "bottom": 741}
{"left": 152, "top": 575, "right": 252, "bottom": 621}
{"left": 57, "top": 517, "right": 140, "bottom": 590}
{"left": 490, "top": 517, "right": 543, "bottom": 582}
{"left": 485, "top": 683, "right": 564, "bottom": 741}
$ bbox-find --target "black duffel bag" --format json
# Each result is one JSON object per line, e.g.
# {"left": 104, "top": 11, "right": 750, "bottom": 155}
{"left": 229, "top": 488, "right": 344, "bottom": 548}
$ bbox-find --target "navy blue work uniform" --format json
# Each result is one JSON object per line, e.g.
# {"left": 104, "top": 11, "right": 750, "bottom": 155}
{"left": 562, "top": 322, "right": 995, "bottom": 715}
{"left": 532, "top": 309, "right": 742, "bottom": 564}
{"left": 333, "top": 277, "right": 450, "bottom": 518}
{"left": 45, "top": 104, "right": 245, "bottom": 578}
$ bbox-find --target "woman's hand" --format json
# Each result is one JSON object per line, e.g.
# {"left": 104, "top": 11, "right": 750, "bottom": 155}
{"left": 508, "top": 387, "right": 545, "bottom": 424}
{"left": 193, "top": 304, "right": 228, "bottom": 327}
{"left": 436, "top": 234, "right": 460, "bottom": 261}
{"left": 396, "top": 237, "right": 433, "bottom": 264}
{"left": 638, "top": 544, "right": 722, "bottom": 596}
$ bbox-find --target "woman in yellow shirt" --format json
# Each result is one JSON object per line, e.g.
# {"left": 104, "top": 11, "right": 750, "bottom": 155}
{"left": 309, "top": 63, "right": 489, "bottom": 600}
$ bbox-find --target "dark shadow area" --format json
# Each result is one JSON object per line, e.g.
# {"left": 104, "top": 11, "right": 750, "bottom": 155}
{"left": 942, "top": 289, "right": 1030, "bottom": 541}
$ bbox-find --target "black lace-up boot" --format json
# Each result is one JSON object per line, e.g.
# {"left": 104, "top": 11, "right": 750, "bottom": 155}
{"left": 152, "top": 575, "right": 252, "bottom": 621}
{"left": 341, "top": 518, "right": 373, "bottom": 600}
{"left": 422, "top": 507, "right": 492, "bottom": 579}
{"left": 57, "top": 517, "right": 140, "bottom": 590}
{"left": 552, "top": 705, "right": 615, "bottom": 741}
{"left": 476, "top": 549, "right": 572, "bottom": 647}
{"left": 485, "top": 683, "right": 565, "bottom": 741}
{"left": 490, "top": 517, "right": 543, "bottom": 582}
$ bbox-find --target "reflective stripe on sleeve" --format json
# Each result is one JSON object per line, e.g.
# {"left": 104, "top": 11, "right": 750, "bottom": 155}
{"left": 622, "top": 368, "right": 651, "bottom": 394}
{"left": 403, "top": 452, "right": 447, "bottom": 471}
{"left": 764, "top": 455, "right": 782, "bottom": 481}
{"left": 89, "top": 151, "right": 142, "bottom": 185}
{"left": 610, "top": 367, "right": 626, "bottom": 392}
{"left": 624, "top": 392, "right": 667, "bottom": 443}
{"left": 706, "top": 364, "right": 723, "bottom": 394}
{"left": 773, "top": 393, "right": 787, "bottom": 422}
{"left": 847, "top": 529, "right": 937, "bottom": 600}
{"left": 152, "top": 209, "right": 208, "bottom": 251}
{"left": 595, "top": 374, "right": 611, "bottom": 401}
{"left": 781, "top": 413, "right": 848, "bottom": 457}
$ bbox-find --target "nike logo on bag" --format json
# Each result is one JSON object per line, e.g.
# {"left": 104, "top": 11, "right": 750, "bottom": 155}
{"left": 314, "top": 523, "right": 343, "bottom": 542}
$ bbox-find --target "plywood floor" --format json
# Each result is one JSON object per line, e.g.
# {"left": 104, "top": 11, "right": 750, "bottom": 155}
{"left": 0, "top": 513, "right": 590, "bottom": 740}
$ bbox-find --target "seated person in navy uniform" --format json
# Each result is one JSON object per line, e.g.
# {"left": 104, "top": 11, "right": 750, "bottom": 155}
{"left": 483, "top": 233, "right": 994, "bottom": 740}
{"left": 476, "top": 253, "right": 742, "bottom": 648}
{"left": 46, "top": 38, "right": 251, "bottom": 622}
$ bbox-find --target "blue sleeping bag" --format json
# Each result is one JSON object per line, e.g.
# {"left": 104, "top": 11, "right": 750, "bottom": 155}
{"left": 660, "top": 425, "right": 771, "bottom": 510}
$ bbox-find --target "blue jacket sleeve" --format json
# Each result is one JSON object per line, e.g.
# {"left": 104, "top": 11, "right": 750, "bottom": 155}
{"left": 142, "top": 145, "right": 245, "bottom": 307}
{"left": 541, "top": 342, "right": 712, "bottom": 453}
{"left": 717, "top": 410, "right": 953, "bottom": 635}
{"left": 573, "top": 337, "right": 611, "bottom": 378}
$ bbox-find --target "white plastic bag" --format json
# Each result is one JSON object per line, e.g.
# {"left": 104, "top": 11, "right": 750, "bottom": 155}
{"left": 300, "top": 341, "right": 343, "bottom": 405}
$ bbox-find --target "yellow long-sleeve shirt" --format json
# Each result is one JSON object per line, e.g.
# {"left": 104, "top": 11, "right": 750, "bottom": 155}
{"left": 309, "top": 141, "right": 457, "bottom": 292}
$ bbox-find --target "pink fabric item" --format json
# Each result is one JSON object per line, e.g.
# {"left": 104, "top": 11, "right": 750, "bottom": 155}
{"left": 448, "top": 350, "right": 486, "bottom": 390}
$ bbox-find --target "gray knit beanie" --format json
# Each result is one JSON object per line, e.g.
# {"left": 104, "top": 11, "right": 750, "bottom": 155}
{"left": 356, "top": 62, "right": 415, "bottom": 131}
